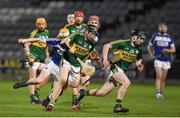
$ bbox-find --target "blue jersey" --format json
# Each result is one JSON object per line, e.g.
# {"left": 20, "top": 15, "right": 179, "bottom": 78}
{"left": 150, "top": 33, "right": 175, "bottom": 61}
{"left": 45, "top": 38, "right": 66, "bottom": 65}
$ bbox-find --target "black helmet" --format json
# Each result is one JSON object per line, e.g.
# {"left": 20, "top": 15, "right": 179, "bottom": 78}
{"left": 131, "top": 29, "right": 146, "bottom": 39}
{"left": 87, "top": 24, "right": 98, "bottom": 33}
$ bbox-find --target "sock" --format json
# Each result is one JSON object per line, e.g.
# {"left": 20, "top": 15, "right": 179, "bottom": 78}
{"left": 85, "top": 90, "right": 89, "bottom": 96}
{"left": 76, "top": 89, "right": 88, "bottom": 101}
{"left": 116, "top": 99, "right": 122, "bottom": 105}
{"left": 157, "top": 89, "right": 161, "bottom": 94}
{"left": 30, "top": 94, "right": 36, "bottom": 100}
{"left": 34, "top": 90, "right": 40, "bottom": 99}
{"left": 49, "top": 97, "right": 56, "bottom": 105}
{"left": 72, "top": 95, "right": 77, "bottom": 101}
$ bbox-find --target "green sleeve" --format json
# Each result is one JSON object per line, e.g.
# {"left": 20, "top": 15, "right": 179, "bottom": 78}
{"left": 111, "top": 40, "right": 125, "bottom": 49}
{"left": 30, "top": 29, "right": 37, "bottom": 38}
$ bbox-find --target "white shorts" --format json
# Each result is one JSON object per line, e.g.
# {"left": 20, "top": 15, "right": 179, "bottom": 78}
{"left": 32, "top": 62, "right": 41, "bottom": 70}
{"left": 43, "top": 60, "right": 60, "bottom": 81}
{"left": 154, "top": 59, "right": 171, "bottom": 70}
{"left": 108, "top": 64, "right": 124, "bottom": 79}
{"left": 63, "top": 59, "right": 81, "bottom": 81}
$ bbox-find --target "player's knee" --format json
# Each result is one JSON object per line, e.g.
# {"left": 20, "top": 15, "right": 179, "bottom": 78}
{"left": 60, "top": 77, "right": 68, "bottom": 86}
{"left": 36, "top": 78, "right": 43, "bottom": 84}
{"left": 124, "top": 80, "right": 131, "bottom": 88}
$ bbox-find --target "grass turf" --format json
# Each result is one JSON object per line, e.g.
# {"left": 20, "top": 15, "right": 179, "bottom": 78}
{"left": 0, "top": 80, "right": 180, "bottom": 117}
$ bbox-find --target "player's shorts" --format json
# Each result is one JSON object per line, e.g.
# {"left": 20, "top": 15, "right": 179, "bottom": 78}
{"left": 107, "top": 64, "right": 124, "bottom": 79}
{"left": 62, "top": 59, "right": 81, "bottom": 81}
{"left": 32, "top": 62, "right": 42, "bottom": 70}
{"left": 43, "top": 60, "right": 60, "bottom": 81}
{"left": 154, "top": 59, "right": 171, "bottom": 70}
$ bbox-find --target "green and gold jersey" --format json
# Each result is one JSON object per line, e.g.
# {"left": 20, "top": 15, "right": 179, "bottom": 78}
{"left": 65, "top": 23, "right": 87, "bottom": 35}
{"left": 29, "top": 29, "right": 49, "bottom": 61}
{"left": 111, "top": 39, "right": 142, "bottom": 72}
{"left": 64, "top": 32, "right": 96, "bottom": 67}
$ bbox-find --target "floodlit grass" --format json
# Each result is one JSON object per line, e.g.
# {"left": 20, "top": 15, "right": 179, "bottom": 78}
{"left": 0, "top": 80, "right": 180, "bottom": 117}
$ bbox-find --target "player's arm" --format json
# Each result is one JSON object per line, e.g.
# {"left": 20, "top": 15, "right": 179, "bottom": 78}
{"left": 45, "top": 46, "right": 50, "bottom": 63}
{"left": 162, "top": 45, "right": 176, "bottom": 55}
{"left": 18, "top": 38, "right": 42, "bottom": 44}
{"left": 147, "top": 35, "right": 156, "bottom": 59}
{"left": 103, "top": 42, "right": 112, "bottom": 68}
{"left": 147, "top": 43, "right": 155, "bottom": 59}
{"left": 135, "top": 59, "right": 144, "bottom": 71}
{"left": 60, "top": 33, "right": 78, "bottom": 53}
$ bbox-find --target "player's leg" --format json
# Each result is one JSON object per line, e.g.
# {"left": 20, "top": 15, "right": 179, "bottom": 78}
{"left": 159, "top": 61, "right": 170, "bottom": 98}
{"left": 160, "top": 69, "right": 168, "bottom": 96}
{"left": 28, "top": 65, "right": 38, "bottom": 104}
{"left": 34, "top": 63, "right": 47, "bottom": 96}
{"left": 72, "top": 78, "right": 115, "bottom": 110}
{"left": 68, "top": 75, "right": 81, "bottom": 109}
{"left": 13, "top": 69, "right": 50, "bottom": 88}
{"left": 112, "top": 71, "right": 130, "bottom": 113}
{"left": 155, "top": 67, "right": 164, "bottom": 99}
{"left": 154, "top": 60, "right": 164, "bottom": 99}
{"left": 33, "top": 63, "right": 46, "bottom": 100}
{"left": 81, "top": 75, "right": 90, "bottom": 90}
{"left": 45, "top": 65, "right": 70, "bottom": 111}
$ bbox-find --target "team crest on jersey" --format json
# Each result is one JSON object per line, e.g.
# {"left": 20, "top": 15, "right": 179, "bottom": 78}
{"left": 129, "top": 49, "right": 135, "bottom": 53}
{"left": 135, "top": 50, "right": 139, "bottom": 54}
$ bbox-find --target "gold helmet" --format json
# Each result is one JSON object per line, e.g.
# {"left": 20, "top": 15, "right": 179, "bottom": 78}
{"left": 57, "top": 27, "right": 70, "bottom": 38}
{"left": 36, "top": 17, "right": 47, "bottom": 27}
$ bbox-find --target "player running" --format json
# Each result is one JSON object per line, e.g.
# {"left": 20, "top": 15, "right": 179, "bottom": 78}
{"left": 22, "top": 17, "right": 50, "bottom": 104}
{"left": 43, "top": 23, "right": 100, "bottom": 111}
{"left": 147, "top": 23, "right": 176, "bottom": 99}
{"left": 13, "top": 28, "right": 69, "bottom": 110}
{"left": 72, "top": 29, "right": 146, "bottom": 113}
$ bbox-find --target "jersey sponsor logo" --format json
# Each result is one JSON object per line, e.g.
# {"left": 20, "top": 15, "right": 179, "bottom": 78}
{"left": 155, "top": 36, "right": 171, "bottom": 42}
{"left": 32, "top": 42, "right": 47, "bottom": 47}
{"left": 156, "top": 41, "right": 169, "bottom": 47}
{"left": 71, "top": 43, "right": 89, "bottom": 55}
{"left": 154, "top": 36, "right": 171, "bottom": 47}
{"left": 113, "top": 49, "right": 137, "bottom": 62}
{"left": 32, "top": 36, "right": 48, "bottom": 47}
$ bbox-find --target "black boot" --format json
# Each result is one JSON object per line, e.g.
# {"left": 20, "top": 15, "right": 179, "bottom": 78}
{"left": 13, "top": 82, "right": 28, "bottom": 89}
{"left": 113, "top": 104, "right": 129, "bottom": 113}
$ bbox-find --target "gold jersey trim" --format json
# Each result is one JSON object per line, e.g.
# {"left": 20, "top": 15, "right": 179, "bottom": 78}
{"left": 32, "top": 42, "right": 47, "bottom": 47}
{"left": 71, "top": 43, "right": 89, "bottom": 56}
{"left": 113, "top": 49, "right": 137, "bottom": 62}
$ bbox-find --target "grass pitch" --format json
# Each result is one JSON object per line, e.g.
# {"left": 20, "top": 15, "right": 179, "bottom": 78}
{"left": 0, "top": 80, "right": 180, "bottom": 117}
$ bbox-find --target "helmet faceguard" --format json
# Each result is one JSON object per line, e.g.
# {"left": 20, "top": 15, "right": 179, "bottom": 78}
{"left": 87, "top": 24, "right": 99, "bottom": 33}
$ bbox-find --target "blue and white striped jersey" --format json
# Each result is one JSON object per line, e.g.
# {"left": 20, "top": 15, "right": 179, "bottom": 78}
{"left": 43, "top": 38, "right": 66, "bottom": 65}
{"left": 149, "top": 33, "right": 175, "bottom": 61}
